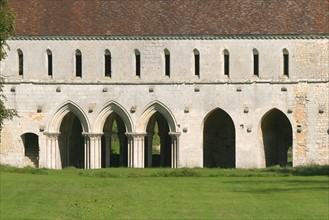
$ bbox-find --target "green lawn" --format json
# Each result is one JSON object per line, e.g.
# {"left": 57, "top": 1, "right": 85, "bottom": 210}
{"left": 0, "top": 166, "right": 328, "bottom": 219}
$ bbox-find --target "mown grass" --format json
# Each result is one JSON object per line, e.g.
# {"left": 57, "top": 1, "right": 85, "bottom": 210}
{"left": 0, "top": 165, "right": 328, "bottom": 219}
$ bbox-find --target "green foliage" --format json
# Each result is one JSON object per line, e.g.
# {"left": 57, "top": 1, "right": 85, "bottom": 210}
{"left": 0, "top": 77, "right": 17, "bottom": 131}
{"left": 0, "top": 0, "right": 17, "bottom": 131}
{"left": 0, "top": 0, "right": 16, "bottom": 60}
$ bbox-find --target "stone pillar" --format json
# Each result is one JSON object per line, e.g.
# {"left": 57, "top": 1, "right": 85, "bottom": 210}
{"left": 126, "top": 133, "right": 147, "bottom": 168}
{"left": 104, "top": 132, "right": 111, "bottom": 167}
{"left": 169, "top": 132, "right": 181, "bottom": 168}
{"left": 146, "top": 132, "right": 154, "bottom": 167}
{"left": 83, "top": 133, "right": 103, "bottom": 169}
{"left": 45, "top": 132, "right": 60, "bottom": 169}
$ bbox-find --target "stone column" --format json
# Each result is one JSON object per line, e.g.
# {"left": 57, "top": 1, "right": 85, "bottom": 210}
{"left": 45, "top": 132, "right": 60, "bottom": 169}
{"left": 104, "top": 132, "right": 112, "bottom": 167}
{"left": 83, "top": 133, "right": 103, "bottom": 169}
{"left": 126, "top": 133, "right": 147, "bottom": 168}
{"left": 169, "top": 132, "right": 181, "bottom": 168}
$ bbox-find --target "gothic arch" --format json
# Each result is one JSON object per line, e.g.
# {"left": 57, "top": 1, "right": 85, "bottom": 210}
{"left": 48, "top": 100, "right": 90, "bottom": 133}
{"left": 203, "top": 108, "right": 236, "bottom": 168}
{"left": 259, "top": 108, "right": 293, "bottom": 167}
{"left": 93, "top": 101, "right": 133, "bottom": 133}
{"left": 137, "top": 101, "right": 177, "bottom": 133}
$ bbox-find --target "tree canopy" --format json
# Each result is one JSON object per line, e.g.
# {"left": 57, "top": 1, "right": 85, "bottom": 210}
{"left": 0, "top": 0, "right": 15, "bottom": 60}
{"left": 0, "top": 0, "right": 16, "bottom": 131}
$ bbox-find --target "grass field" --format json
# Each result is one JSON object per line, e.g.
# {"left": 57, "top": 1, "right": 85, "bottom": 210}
{"left": 0, "top": 165, "right": 328, "bottom": 219}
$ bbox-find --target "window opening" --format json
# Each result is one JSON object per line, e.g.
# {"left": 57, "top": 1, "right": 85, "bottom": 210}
{"left": 75, "top": 50, "right": 82, "bottom": 77}
{"left": 224, "top": 50, "right": 229, "bottom": 76}
{"left": 18, "top": 49, "right": 23, "bottom": 76}
{"left": 164, "top": 49, "right": 170, "bottom": 76}
{"left": 135, "top": 50, "right": 141, "bottom": 77}
{"left": 105, "top": 50, "right": 111, "bottom": 77}
{"left": 283, "top": 49, "right": 289, "bottom": 77}
{"left": 47, "top": 50, "right": 53, "bottom": 77}
{"left": 194, "top": 49, "right": 200, "bottom": 77}
{"left": 253, "top": 49, "right": 259, "bottom": 76}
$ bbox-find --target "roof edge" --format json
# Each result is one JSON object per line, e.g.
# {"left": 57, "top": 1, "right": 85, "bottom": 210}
{"left": 9, "top": 34, "right": 329, "bottom": 41}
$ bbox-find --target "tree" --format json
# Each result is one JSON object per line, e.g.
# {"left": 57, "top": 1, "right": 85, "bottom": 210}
{"left": 0, "top": 0, "right": 17, "bottom": 131}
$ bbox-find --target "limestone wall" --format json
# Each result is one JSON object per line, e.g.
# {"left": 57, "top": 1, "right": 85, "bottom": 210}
{"left": 0, "top": 37, "right": 328, "bottom": 168}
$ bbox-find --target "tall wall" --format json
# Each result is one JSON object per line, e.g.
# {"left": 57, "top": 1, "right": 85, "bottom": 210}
{"left": 0, "top": 36, "right": 328, "bottom": 168}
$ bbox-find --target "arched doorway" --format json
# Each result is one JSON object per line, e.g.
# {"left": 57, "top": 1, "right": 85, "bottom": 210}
{"left": 22, "top": 133, "right": 39, "bottom": 167}
{"left": 261, "top": 109, "right": 293, "bottom": 167}
{"left": 101, "top": 113, "right": 128, "bottom": 168}
{"left": 145, "top": 112, "right": 171, "bottom": 167}
{"left": 58, "top": 112, "right": 84, "bottom": 168}
{"left": 203, "top": 108, "right": 236, "bottom": 168}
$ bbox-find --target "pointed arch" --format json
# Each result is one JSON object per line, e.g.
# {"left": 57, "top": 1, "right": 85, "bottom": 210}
{"left": 93, "top": 101, "right": 133, "bottom": 133}
{"left": 203, "top": 108, "right": 236, "bottom": 168}
{"left": 259, "top": 108, "right": 293, "bottom": 167}
{"left": 138, "top": 101, "right": 177, "bottom": 133}
{"left": 48, "top": 101, "right": 90, "bottom": 133}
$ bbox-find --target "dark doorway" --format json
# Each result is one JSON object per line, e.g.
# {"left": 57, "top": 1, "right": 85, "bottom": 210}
{"left": 101, "top": 113, "right": 128, "bottom": 168}
{"left": 203, "top": 109, "right": 235, "bottom": 168}
{"left": 22, "top": 133, "right": 39, "bottom": 167}
{"left": 59, "top": 112, "right": 84, "bottom": 168}
{"left": 145, "top": 112, "right": 171, "bottom": 167}
{"left": 261, "top": 109, "right": 293, "bottom": 167}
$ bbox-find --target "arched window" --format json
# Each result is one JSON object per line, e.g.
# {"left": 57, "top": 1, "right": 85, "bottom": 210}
{"left": 164, "top": 49, "right": 170, "bottom": 76}
{"left": 283, "top": 49, "right": 289, "bottom": 77}
{"left": 47, "top": 49, "right": 53, "bottom": 77}
{"left": 75, "top": 50, "right": 82, "bottom": 77}
{"left": 223, "top": 49, "right": 229, "bottom": 77}
{"left": 253, "top": 49, "right": 259, "bottom": 77}
{"left": 17, "top": 49, "right": 23, "bottom": 76}
{"left": 194, "top": 49, "right": 200, "bottom": 77}
{"left": 135, "top": 49, "right": 141, "bottom": 77}
{"left": 105, "top": 50, "right": 111, "bottom": 77}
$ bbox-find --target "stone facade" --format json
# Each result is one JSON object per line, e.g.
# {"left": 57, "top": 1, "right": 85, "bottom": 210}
{"left": 1, "top": 36, "right": 328, "bottom": 168}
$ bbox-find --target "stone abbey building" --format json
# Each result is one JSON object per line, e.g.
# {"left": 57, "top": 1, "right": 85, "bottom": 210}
{"left": 0, "top": 0, "right": 328, "bottom": 169}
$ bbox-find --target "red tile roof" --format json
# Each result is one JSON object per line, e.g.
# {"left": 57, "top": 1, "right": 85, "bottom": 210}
{"left": 9, "top": 0, "right": 329, "bottom": 36}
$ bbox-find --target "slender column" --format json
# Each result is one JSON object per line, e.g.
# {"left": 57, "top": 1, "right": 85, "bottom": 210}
{"left": 126, "top": 133, "right": 134, "bottom": 168}
{"left": 169, "top": 132, "right": 181, "bottom": 168}
{"left": 83, "top": 133, "right": 103, "bottom": 169}
{"left": 45, "top": 132, "right": 60, "bottom": 169}
{"left": 104, "top": 132, "right": 111, "bottom": 167}
{"left": 126, "top": 133, "right": 147, "bottom": 168}
{"left": 83, "top": 133, "right": 90, "bottom": 169}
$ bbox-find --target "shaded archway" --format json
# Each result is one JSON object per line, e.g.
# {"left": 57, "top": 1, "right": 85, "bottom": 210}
{"left": 261, "top": 109, "right": 292, "bottom": 167}
{"left": 101, "top": 113, "right": 128, "bottom": 168}
{"left": 203, "top": 108, "right": 235, "bottom": 168}
{"left": 58, "top": 112, "right": 84, "bottom": 168}
{"left": 21, "top": 133, "right": 39, "bottom": 167}
{"left": 145, "top": 112, "right": 171, "bottom": 167}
